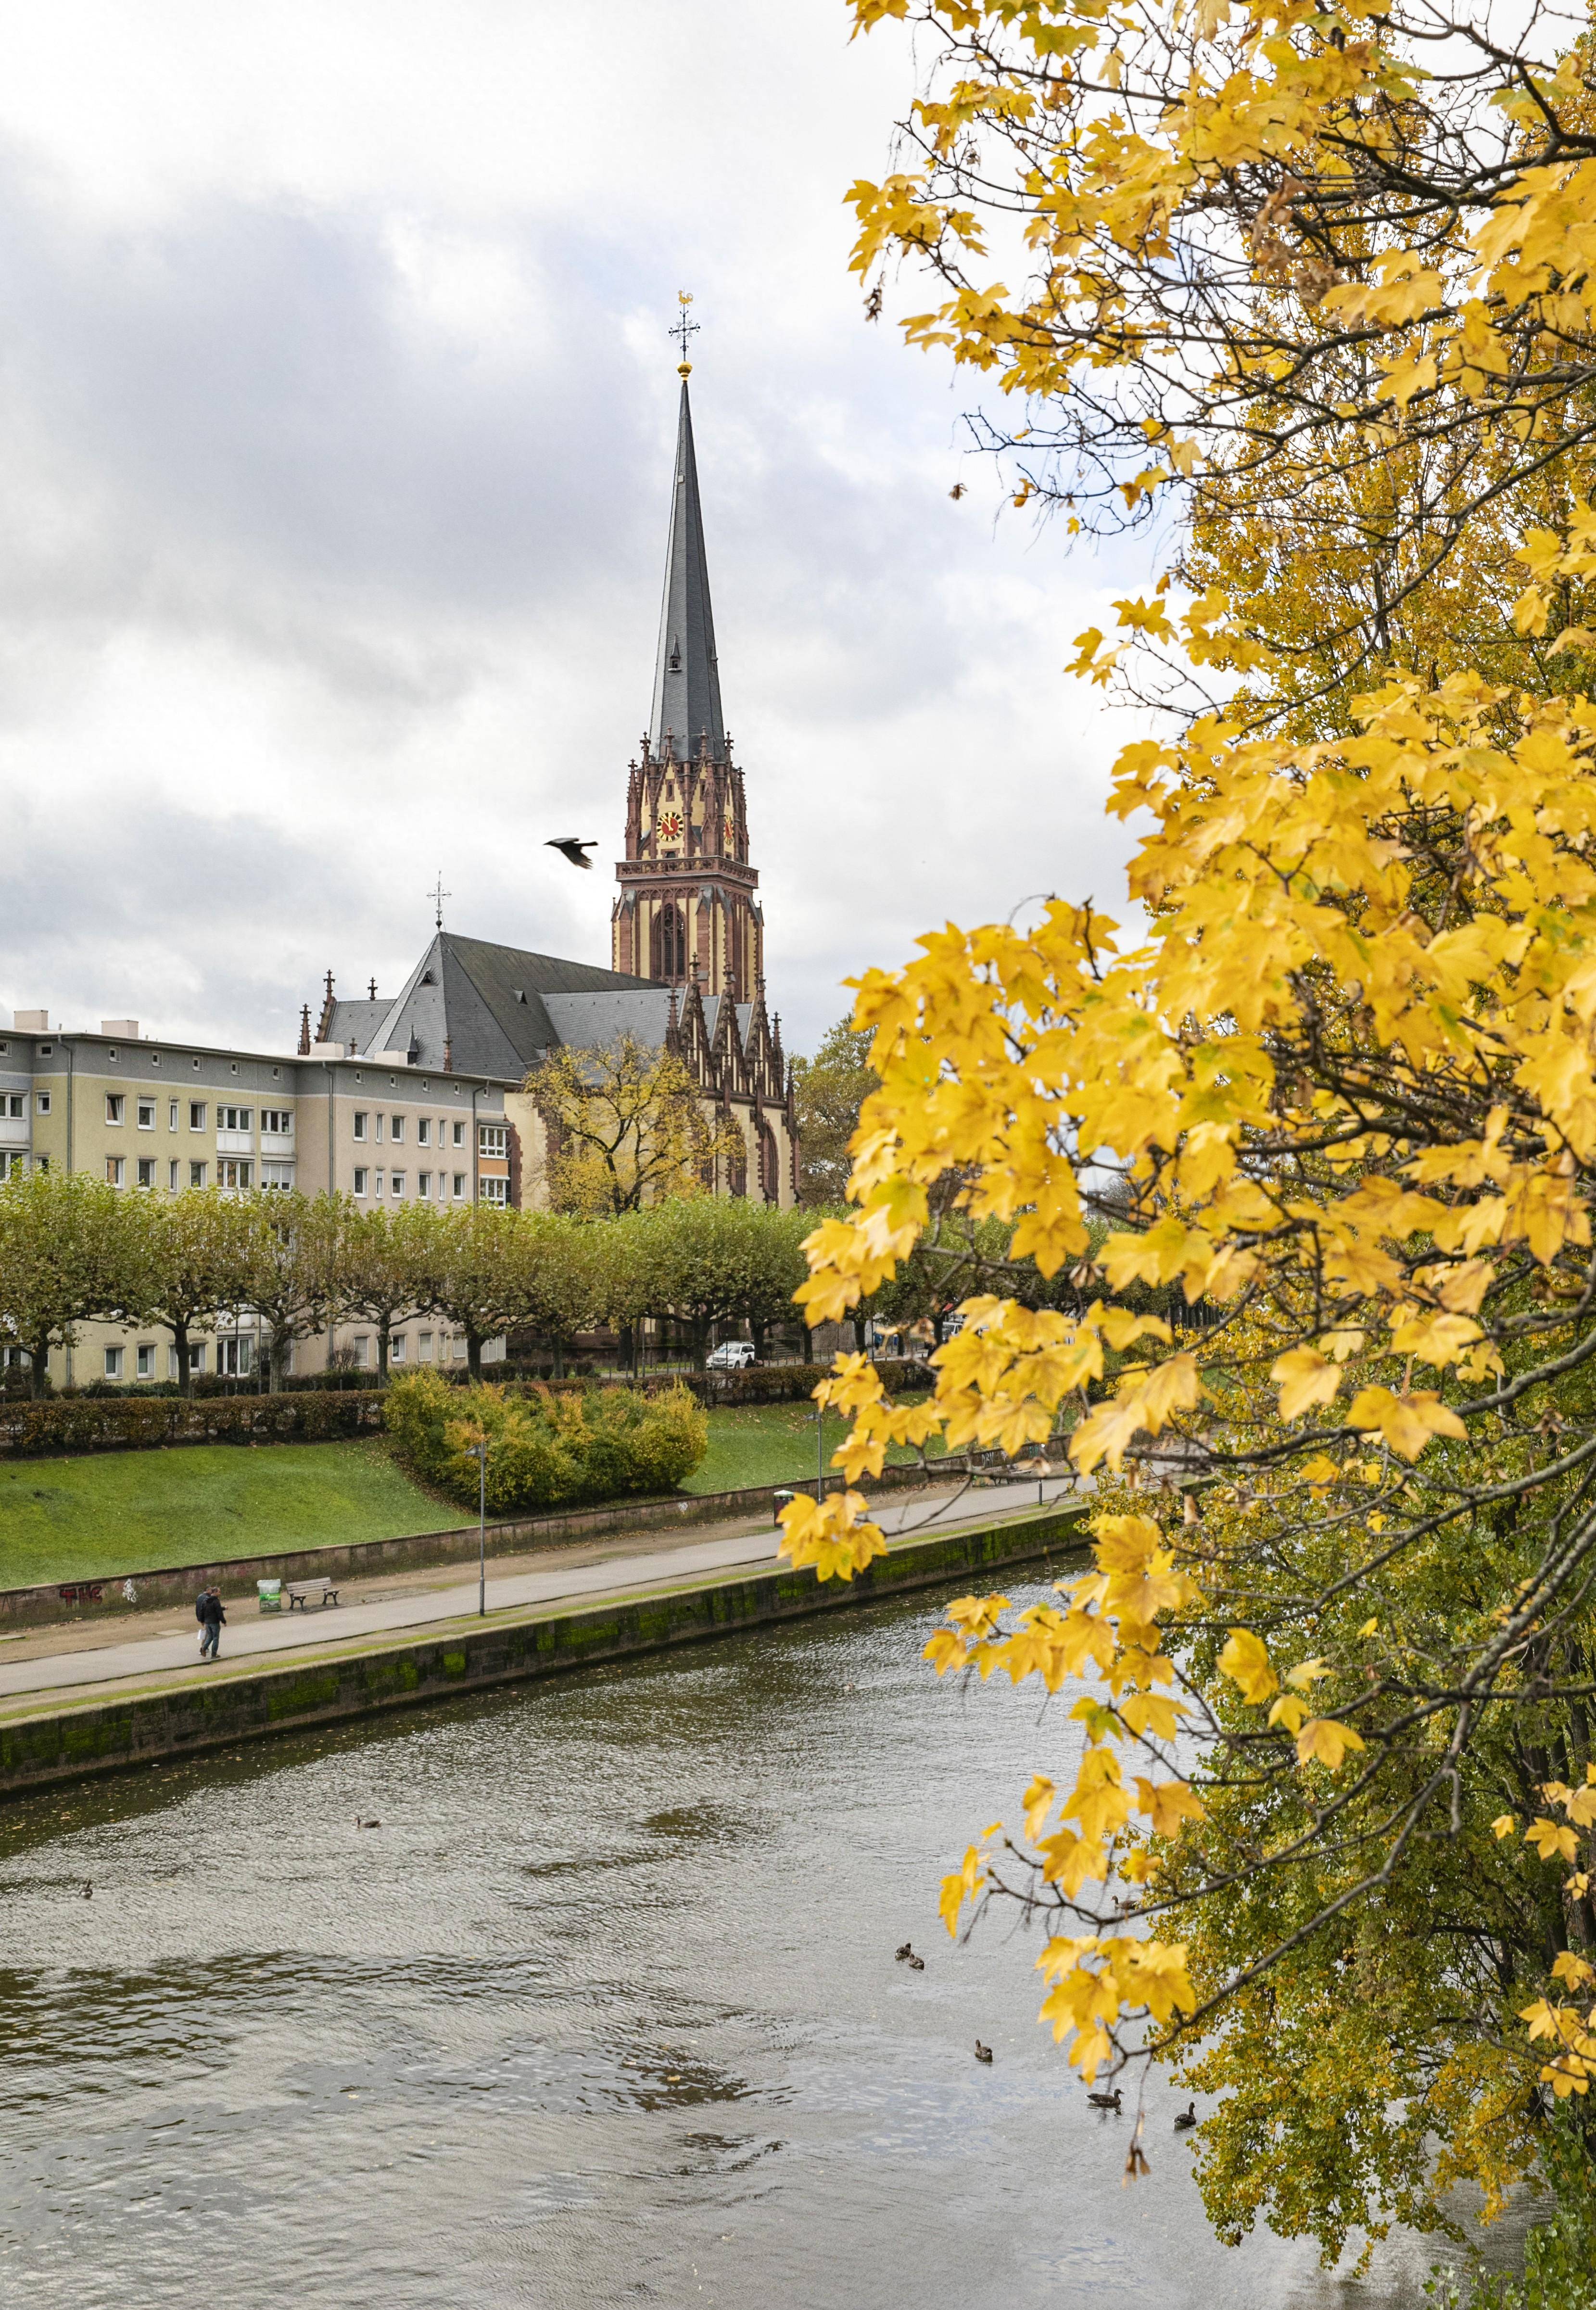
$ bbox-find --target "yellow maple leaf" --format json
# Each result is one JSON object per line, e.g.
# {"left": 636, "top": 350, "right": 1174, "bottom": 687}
{"left": 1295, "top": 1718, "right": 1367, "bottom": 1771}
{"left": 1272, "top": 1347, "right": 1342, "bottom": 1421}
{"left": 1218, "top": 1628, "right": 1278, "bottom": 1704}
{"left": 1346, "top": 1387, "right": 1468, "bottom": 1460}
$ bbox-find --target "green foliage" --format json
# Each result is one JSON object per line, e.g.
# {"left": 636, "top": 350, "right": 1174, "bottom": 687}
{"left": 791, "top": 1016, "right": 876, "bottom": 1206}
{"left": 0, "top": 1167, "right": 148, "bottom": 1398}
{"left": 385, "top": 1370, "right": 707, "bottom": 1515}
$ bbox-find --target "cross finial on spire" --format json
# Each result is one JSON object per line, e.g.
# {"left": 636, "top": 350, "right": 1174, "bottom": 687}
{"left": 671, "top": 290, "right": 698, "bottom": 376}
{"left": 428, "top": 872, "right": 451, "bottom": 930}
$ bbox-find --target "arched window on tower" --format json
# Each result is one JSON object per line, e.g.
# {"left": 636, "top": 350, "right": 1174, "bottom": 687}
{"left": 758, "top": 1120, "right": 780, "bottom": 1204}
{"left": 652, "top": 903, "right": 686, "bottom": 982}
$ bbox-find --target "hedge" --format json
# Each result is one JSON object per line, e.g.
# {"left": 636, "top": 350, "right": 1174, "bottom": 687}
{"left": 0, "top": 1359, "right": 935, "bottom": 1459}
{"left": 0, "top": 1391, "right": 387, "bottom": 1458}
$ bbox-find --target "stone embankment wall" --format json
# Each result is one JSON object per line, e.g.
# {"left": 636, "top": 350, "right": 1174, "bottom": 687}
{"left": 0, "top": 1503, "right": 1088, "bottom": 1798}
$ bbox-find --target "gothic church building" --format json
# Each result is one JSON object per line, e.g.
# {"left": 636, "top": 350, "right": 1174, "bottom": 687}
{"left": 309, "top": 373, "right": 798, "bottom": 1210}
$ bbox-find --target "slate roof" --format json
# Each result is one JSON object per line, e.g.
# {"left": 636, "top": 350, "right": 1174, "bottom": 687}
{"left": 649, "top": 381, "right": 726, "bottom": 762}
{"left": 348, "top": 933, "right": 656, "bottom": 1080}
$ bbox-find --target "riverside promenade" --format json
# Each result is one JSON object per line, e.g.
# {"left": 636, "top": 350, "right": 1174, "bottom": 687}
{"left": 0, "top": 1475, "right": 1089, "bottom": 1794}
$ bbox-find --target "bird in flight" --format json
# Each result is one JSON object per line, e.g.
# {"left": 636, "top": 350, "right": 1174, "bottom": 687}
{"left": 545, "top": 838, "right": 596, "bottom": 870}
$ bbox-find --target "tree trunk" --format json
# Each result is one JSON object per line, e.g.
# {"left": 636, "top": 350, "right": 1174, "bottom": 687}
{"left": 377, "top": 1314, "right": 391, "bottom": 1384}
{"left": 173, "top": 1321, "right": 192, "bottom": 1400}
{"left": 750, "top": 1318, "right": 767, "bottom": 1362}
{"left": 267, "top": 1328, "right": 285, "bottom": 1394}
{"left": 802, "top": 1324, "right": 816, "bottom": 1368}
{"left": 552, "top": 1336, "right": 565, "bottom": 1380}
{"left": 27, "top": 1335, "right": 50, "bottom": 1399}
{"left": 466, "top": 1327, "right": 483, "bottom": 1383}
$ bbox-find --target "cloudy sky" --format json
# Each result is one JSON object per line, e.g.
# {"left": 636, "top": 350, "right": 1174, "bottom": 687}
{"left": 0, "top": 0, "right": 1156, "bottom": 1059}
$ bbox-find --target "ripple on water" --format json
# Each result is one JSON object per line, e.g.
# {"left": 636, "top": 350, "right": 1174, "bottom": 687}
{"left": 0, "top": 1575, "right": 1535, "bottom": 2310}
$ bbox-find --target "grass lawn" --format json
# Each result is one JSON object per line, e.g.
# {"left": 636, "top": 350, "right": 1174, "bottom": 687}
{"left": 683, "top": 1399, "right": 944, "bottom": 1496}
{"left": 0, "top": 1439, "right": 470, "bottom": 1590}
{"left": 0, "top": 1398, "right": 943, "bottom": 1590}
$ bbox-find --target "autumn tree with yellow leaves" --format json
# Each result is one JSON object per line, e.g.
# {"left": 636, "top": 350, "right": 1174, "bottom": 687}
{"left": 776, "top": 0, "right": 1596, "bottom": 2273}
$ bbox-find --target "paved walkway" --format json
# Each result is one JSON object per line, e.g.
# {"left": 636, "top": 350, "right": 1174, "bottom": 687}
{"left": 0, "top": 1473, "right": 1081, "bottom": 1705}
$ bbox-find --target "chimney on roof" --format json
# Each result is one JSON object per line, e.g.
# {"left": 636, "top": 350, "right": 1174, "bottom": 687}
{"left": 100, "top": 1019, "right": 139, "bottom": 1038}
{"left": 13, "top": 1010, "right": 48, "bottom": 1031}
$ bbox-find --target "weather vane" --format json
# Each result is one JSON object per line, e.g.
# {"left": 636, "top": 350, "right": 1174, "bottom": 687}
{"left": 428, "top": 872, "right": 451, "bottom": 931}
{"left": 671, "top": 291, "right": 699, "bottom": 376}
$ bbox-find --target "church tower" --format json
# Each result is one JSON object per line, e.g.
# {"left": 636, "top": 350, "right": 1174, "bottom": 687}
{"left": 611, "top": 365, "right": 763, "bottom": 999}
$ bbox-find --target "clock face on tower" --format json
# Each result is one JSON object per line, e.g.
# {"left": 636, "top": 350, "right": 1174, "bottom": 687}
{"left": 723, "top": 812, "right": 735, "bottom": 848}
{"left": 656, "top": 809, "right": 683, "bottom": 843}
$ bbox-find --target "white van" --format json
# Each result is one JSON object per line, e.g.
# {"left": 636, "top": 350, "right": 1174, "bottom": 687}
{"left": 706, "top": 1340, "right": 756, "bottom": 1371}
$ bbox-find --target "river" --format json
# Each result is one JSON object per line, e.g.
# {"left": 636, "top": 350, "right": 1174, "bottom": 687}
{"left": 0, "top": 1569, "right": 1533, "bottom": 2307}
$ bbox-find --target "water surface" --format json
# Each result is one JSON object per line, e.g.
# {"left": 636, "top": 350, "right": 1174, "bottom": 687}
{"left": 0, "top": 1574, "right": 1532, "bottom": 2306}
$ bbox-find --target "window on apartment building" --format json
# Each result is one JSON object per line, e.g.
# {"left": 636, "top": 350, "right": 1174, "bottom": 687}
{"left": 352, "top": 1335, "right": 370, "bottom": 1370}
{"left": 261, "top": 1162, "right": 294, "bottom": 1190}
{"left": 168, "top": 1159, "right": 179, "bottom": 1192}
{"left": 217, "top": 1159, "right": 253, "bottom": 1191}
{"left": 217, "top": 1106, "right": 253, "bottom": 1131}
{"left": 479, "top": 1177, "right": 508, "bottom": 1206}
{"left": 374, "top": 1114, "right": 384, "bottom": 1143}
{"left": 137, "top": 1101, "right": 154, "bottom": 1129}
{"left": 451, "top": 1119, "right": 465, "bottom": 1146}
{"left": 189, "top": 1102, "right": 207, "bottom": 1130}
{"left": 35, "top": 1156, "right": 48, "bottom": 1172}
{"left": 261, "top": 1109, "right": 292, "bottom": 1135}
{"left": 390, "top": 1335, "right": 407, "bottom": 1364}
{"left": 104, "top": 1346, "right": 123, "bottom": 1380}
{"left": 353, "top": 1111, "right": 368, "bottom": 1140}
{"left": 6, "top": 1093, "right": 23, "bottom": 1117}
{"left": 353, "top": 1167, "right": 368, "bottom": 1196}
{"left": 452, "top": 1171, "right": 466, "bottom": 1199}
{"left": 189, "top": 1160, "right": 207, "bottom": 1189}
{"left": 479, "top": 1124, "right": 508, "bottom": 1158}
{"left": 417, "top": 1117, "right": 431, "bottom": 1146}
{"left": 0, "top": 1154, "right": 17, "bottom": 1182}
{"left": 390, "top": 1115, "right": 404, "bottom": 1142}
{"left": 390, "top": 1171, "right": 405, "bottom": 1198}
{"left": 136, "top": 1345, "right": 154, "bottom": 1379}
{"left": 137, "top": 1159, "right": 155, "bottom": 1189}
{"left": 105, "top": 1094, "right": 125, "bottom": 1125}
{"left": 417, "top": 1171, "right": 431, "bottom": 1199}
{"left": 105, "top": 1156, "right": 126, "bottom": 1187}
{"left": 169, "top": 1344, "right": 205, "bottom": 1378}
{"left": 374, "top": 1169, "right": 385, "bottom": 1197}
{"left": 35, "top": 1093, "right": 49, "bottom": 1116}
{"left": 168, "top": 1101, "right": 178, "bottom": 1131}
{"left": 418, "top": 1331, "right": 433, "bottom": 1362}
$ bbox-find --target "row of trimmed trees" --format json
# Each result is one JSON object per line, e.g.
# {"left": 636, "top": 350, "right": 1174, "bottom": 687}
{"left": 0, "top": 1168, "right": 822, "bottom": 1398}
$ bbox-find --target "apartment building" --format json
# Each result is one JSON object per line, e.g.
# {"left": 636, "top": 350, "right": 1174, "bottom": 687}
{"left": 0, "top": 1010, "right": 513, "bottom": 1387}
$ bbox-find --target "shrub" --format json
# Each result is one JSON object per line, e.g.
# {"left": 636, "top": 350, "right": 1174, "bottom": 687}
{"left": 384, "top": 1371, "right": 706, "bottom": 1514}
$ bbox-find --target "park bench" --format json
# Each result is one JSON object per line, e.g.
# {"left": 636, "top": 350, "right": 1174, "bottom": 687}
{"left": 284, "top": 1575, "right": 342, "bottom": 1612}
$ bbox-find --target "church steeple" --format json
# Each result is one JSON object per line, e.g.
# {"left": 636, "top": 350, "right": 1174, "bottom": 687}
{"left": 649, "top": 381, "right": 726, "bottom": 763}
{"left": 613, "top": 322, "right": 763, "bottom": 1003}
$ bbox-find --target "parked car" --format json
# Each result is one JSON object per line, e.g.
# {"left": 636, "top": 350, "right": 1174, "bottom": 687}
{"left": 706, "top": 1340, "right": 757, "bottom": 1371}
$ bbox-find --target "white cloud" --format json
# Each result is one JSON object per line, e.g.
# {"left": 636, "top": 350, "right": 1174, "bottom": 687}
{"left": 0, "top": 0, "right": 1157, "bottom": 1056}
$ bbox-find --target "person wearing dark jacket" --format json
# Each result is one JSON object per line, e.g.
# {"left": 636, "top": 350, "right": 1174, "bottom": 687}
{"left": 198, "top": 1587, "right": 226, "bottom": 1661}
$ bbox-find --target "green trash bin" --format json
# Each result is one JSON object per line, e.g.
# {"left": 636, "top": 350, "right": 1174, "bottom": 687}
{"left": 257, "top": 1579, "right": 282, "bottom": 1613}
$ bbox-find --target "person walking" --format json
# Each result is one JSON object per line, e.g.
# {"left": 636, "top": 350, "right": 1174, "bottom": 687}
{"left": 198, "top": 1587, "right": 225, "bottom": 1661}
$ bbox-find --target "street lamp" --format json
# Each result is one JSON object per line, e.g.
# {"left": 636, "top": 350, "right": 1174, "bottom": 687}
{"left": 463, "top": 1436, "right": 488, "bottom": 1615}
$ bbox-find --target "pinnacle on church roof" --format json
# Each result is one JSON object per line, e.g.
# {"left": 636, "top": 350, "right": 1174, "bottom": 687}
{"left": 649, "top": 379, "right": 726, "bottom": 763}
